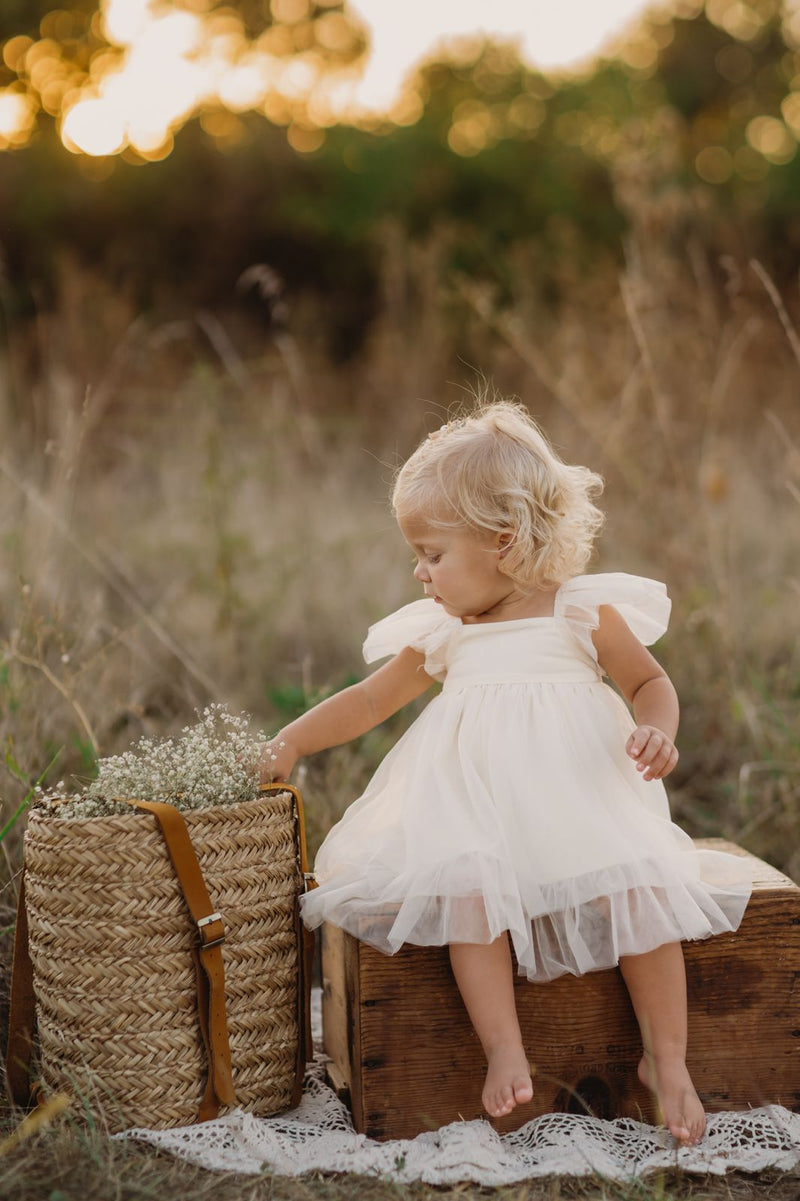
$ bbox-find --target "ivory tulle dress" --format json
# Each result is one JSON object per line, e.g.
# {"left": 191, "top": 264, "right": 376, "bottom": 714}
{"left": 299, "top": 573, "right": 752, "bottom": 982}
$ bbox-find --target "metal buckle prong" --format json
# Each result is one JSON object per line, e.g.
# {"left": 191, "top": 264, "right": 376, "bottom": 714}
{"left": 197, "top": 911, "right": 225, "bottom": 950}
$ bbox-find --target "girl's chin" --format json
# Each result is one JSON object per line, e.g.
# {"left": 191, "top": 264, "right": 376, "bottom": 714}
{"left": 428, "top": 595, "right": 465, "bottom": 617}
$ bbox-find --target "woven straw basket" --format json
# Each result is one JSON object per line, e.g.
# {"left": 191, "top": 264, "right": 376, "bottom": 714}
{"left": 13, "top": 785, "right": 310, "bottom": 1131}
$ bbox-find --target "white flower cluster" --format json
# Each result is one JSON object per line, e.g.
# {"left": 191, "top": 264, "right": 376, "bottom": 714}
{"left": 49, "top": 703, "right": 271, "bottom": 820}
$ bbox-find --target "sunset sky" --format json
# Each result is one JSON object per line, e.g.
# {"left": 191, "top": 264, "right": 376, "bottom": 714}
{"left": 3, "top": 0, "right": 796, "bottom": 159}
{"left": 347, "top": 0, "right": 670, "bottom": 109}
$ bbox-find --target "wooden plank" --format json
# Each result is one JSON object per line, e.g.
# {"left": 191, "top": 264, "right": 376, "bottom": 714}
{"left": 320, "top": 924, "right": 354, "bottom": 1108}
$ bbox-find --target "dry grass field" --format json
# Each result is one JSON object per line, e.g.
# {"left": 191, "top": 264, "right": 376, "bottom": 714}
{"left": 0, "top": 223, "right": 798, "bottom": 1197}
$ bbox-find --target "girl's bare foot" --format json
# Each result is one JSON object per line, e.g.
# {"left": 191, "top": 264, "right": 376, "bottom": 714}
{"left": 638, "top": 1054, "right": 706, "bottom": 1146}
{"left": 483, "top": 1041, "right": 533, "bottom": 1118}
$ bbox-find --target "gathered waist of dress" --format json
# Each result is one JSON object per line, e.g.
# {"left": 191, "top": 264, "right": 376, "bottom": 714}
{"left": 442, "top": 667, "right": 601, "bottom": 691}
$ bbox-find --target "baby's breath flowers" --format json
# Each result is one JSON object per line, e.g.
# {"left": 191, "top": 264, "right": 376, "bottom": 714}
{"left": 46, "top": 704, "right": 274, "bottom": 819}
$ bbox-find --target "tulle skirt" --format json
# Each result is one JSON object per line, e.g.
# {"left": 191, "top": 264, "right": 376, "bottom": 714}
{"left": 300, "top": 681, "right": 752, "bottom": 982}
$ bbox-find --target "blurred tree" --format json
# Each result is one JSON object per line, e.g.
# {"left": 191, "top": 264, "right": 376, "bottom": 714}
{"left": 0, "top": 0, "right": 798, "bottom": 354}
{"left": 0, "top": 0, "right": 367, "bottom": 158}
{"left": 620, "top": 1, "right": 799, "bottom": 262}
{"left": 0, "top": 0, "right": 95, "bottom": 42}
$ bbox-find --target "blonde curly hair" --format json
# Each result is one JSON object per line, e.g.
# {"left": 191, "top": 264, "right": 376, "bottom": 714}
{"left": 392, "top": 400, "right": 605, "bottom": 589}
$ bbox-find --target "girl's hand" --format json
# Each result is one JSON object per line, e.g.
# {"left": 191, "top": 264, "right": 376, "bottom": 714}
{"left": 626, "top": 725, "right": 678, "bottom": 781}
{"left": 259, "top": 736, "right": 299, "bottom": 784}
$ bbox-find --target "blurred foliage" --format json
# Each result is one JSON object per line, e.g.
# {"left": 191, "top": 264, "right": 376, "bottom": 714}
{"left": 0, "top": 0, "right": 798, "bottom": 356}
{"left": 0, "top": 0, "right": 94, "bottom": 42}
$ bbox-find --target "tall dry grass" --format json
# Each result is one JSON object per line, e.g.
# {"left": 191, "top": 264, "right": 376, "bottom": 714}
{"left": 1, "top": 220, "right": 797, "bottom": 868}
{"left": 0, "top": 211, "right": 798, "bottom": 1197}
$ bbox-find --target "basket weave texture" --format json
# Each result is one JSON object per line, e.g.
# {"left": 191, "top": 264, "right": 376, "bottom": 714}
{"left": 23, "top": 790, "right": 301, "bottom": 1130}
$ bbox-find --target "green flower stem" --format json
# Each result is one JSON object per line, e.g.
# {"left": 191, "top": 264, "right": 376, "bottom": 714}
{"left": 0, "top": 748, "right": 61, "bottom": 843}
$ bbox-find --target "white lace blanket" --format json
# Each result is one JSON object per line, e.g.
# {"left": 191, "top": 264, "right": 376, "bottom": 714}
{"left": 120, "top": 992, "right": 800, "bottom": 1183}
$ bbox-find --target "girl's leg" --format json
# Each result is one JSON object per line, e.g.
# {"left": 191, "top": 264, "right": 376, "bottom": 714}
{"left": 449, "top": 934, "right": 534, "bottom": 1118}
{"left": 619, "top": 941, "right": 705, "bottom": 1146}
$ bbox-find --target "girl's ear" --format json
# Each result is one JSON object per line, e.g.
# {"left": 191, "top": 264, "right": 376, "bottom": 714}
{"left": 497, "top": 531, "right": 515, "bottom": 558}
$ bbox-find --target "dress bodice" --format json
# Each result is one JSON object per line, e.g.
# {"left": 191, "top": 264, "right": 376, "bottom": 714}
{"left": 362, "top": 572, "right": 672, "bottom": 685}
{"left": 442, "top": 619, "right": 599, "bottom": 690}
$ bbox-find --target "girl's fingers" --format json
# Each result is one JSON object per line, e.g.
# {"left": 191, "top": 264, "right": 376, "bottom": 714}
{"left": 652, "top": 747, "right": 679, "bottom": 779}
{"left": 628, "top": 727, "right": 678, "bottom": 780}
{"left": 260, "top": 761, "right": 284, "bottom": 783}
{"left": 629, "top": 728, "right": 663, "bottom": 765}
{"left": 640, "top": 744, "right": 679, "bottom": 780}
{"left": 626, "top": 728, "right": 652, "bottom": 759}
{"left": 637, "top": 733, "right": 663, "bottom": 769}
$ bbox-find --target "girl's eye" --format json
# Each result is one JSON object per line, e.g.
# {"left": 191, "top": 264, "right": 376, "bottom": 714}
{"left": 428, "top": 554, "right": 441, "bottom": 565}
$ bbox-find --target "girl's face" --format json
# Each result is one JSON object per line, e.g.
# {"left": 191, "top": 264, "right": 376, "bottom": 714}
{"left": 398, "top": 511, "right": 515, "bottom": 622}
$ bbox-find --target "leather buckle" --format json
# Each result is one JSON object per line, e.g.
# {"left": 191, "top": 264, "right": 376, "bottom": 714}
{"left": 197, "top": 911, "right": 225, "bottom": 950}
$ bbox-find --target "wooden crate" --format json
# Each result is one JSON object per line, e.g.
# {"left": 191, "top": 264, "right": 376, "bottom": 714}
{"left": 321, "top": 841, "right": 800, "bottom": 1140}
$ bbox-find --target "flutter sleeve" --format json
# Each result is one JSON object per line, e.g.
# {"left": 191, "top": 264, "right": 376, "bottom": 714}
{"left": 362, "top": 598, "right": 460, "bottom": 682}
{"left": 555, "top": 572, "right": 671, "bottom": 669}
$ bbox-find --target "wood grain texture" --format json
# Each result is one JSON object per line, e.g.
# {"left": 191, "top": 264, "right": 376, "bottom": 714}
{"left": 321, "top": 840, "right": 800, "bottom": 1141}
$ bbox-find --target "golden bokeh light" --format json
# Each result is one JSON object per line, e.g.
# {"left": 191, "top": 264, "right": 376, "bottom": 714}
{"left": 705, "top": 0, "right": 765, "bottom": 41}
{"left": 3, "top": 35, "right": 34, "bottom": 71}
{"left": 218, "top": 58, "right": 269, "bottom": 111}
{"left": 746, "top": 114, "right": 797, "bottom": 164}
{"left": 56, "top": 4, "right": 213, "bottom": 158}
{"left": 61, "top": 96, "right": 125, "bottom": 155}
{"left": 507, "top": 93, "right": 546, "bottom": 132}
{"left": 444, "top": 77, "right": 561, "bottom": 158}
{"left": 271, "top": 0, "right": 311, "bottom": 23}
{"left": 448, "top": 100, "right": 494, "bottom": 156}
{"left": 1, "top": 0, "right": 367, "bottom": 157}
{"left": 781, "top": 90, "right": 800, "bottom": 137}
{"left": 618, "top": 35, "right": 659, "bottom": 72}
{"left": 0, "top": 89, "right": 37, "bottom": 147}
{"left": 103, "top": 0, "right": 157, "bottom": 47}
{"left": 286, "top": 121, "right": 325, "bottom": 152}
{"left": 695, "top": 144, "right": 734, "bottom": 183}
{"left": 262, "top": 91, "right": 293, "bottom": 125}
{"left": 315, "top": 12, "right": 356, "bottom": 53}
{"left": 388, "top": 87, "right": 424, "bottom": 127}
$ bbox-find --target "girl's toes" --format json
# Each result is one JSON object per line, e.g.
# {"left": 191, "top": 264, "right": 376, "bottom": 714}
{"left": 688, "top": 1118, "right": 706, "bottom": 1146}
{"left": 485, "top": 1090, "right": 507, "bottom": 1117}
{"left": 513, "top": 1076, "right": 533, "bottom": 1105}
{"left": 671, "top": 1122, "right": 690, "bottom": 1145}
{"left": 677, "top": 1101, "right": 705, "bottom": 1145}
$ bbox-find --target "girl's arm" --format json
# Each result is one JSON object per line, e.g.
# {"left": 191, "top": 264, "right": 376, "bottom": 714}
{"left": 591, "top": 604, "right": 679, "bottom": 782}
{"left": 261, "top": 646, "right": 434, "bottom": 781}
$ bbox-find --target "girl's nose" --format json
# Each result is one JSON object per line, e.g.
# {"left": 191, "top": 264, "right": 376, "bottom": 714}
{"left": 413, "top": 561, "right": 429, "bottom": 583}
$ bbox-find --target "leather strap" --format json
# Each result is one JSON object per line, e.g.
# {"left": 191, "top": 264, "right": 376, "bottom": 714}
{"left": 6, "top": 869, "right": 36, "bottom": 1107}
{"left": 121, "top": 798, "right": 237, "bottom": 1116}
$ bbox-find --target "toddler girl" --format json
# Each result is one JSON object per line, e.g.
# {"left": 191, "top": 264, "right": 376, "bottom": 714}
{"left": 262, "top": 400, "right": 752, "bottom": 1146}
